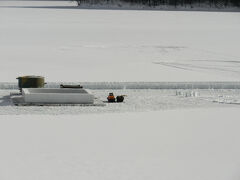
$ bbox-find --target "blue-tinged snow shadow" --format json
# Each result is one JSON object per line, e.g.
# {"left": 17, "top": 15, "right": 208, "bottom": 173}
{"left": 0, "top": 95, "right": 12, "bottom": 106}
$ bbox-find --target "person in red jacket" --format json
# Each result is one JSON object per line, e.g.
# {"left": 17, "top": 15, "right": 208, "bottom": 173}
{"left": 107, "top": 93, "right": 115, "bottom": 102}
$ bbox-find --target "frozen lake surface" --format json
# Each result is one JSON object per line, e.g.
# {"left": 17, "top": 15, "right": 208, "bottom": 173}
{"left": 1, "top": 1, "right": 240, "bottom": 82}
{"left": 1, "top": 89, "right": 240, "bottom": 115}
{"left": 1, "top": 2, "right": 240, "bottom": 180}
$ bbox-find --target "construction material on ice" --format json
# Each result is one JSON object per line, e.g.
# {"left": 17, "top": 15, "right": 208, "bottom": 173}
{"left": 10, "top": 88, "right": 104, "bottom": 106}
{"left": 17, "top": 76, "right": 45, "bottom": 90}
{"left": 23, "top": 88, "right": 94, "bottom": 104}
{"left": 60, "top": 84, "right": 83, "bottom": 89}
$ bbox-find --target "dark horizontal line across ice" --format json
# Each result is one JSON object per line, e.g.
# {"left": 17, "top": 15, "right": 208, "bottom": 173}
{"left": 1, "top": 82, "right": 240, "bottom": 90}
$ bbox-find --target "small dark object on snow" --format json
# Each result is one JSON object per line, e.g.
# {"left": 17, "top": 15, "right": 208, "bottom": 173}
{"left": 60, "top": 84, "right": 83, "bottom": 89}
{"left": 116, "top": 95, "right": 124, "bottom": 102}
{"left": 106, "top": 93, "right": 125, "bottom": 103}
{"left": 107, "top": 92, "right": 115, "bottom": 102}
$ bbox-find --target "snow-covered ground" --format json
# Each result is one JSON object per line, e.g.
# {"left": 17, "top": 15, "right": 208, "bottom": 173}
{"left": 1, "top": 108, "right": 240, "bottom": 180}
{"left": 1, "top": 87, "right": 240, "bottom": 180}
{"left": 1, "top": 1, "right": 240, "bottom": 82}
{"left": 1, "top": 1, "right": 240, "bottom": 180}
{"left": 1, "top": 89, "right": 240, "bottom": 115}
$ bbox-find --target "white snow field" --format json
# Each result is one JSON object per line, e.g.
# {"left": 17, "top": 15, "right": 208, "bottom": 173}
{"left": 1, "top": 89, "right": 240, "bottom": 115}
{"left": 1, "top": 109, "right": 240, "bottom": 180}
{"left": 0, "top": 1, "right": 240, "bottom": 82}
{"left": 1, "top": 1, "right": 240, "bottom": 180}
